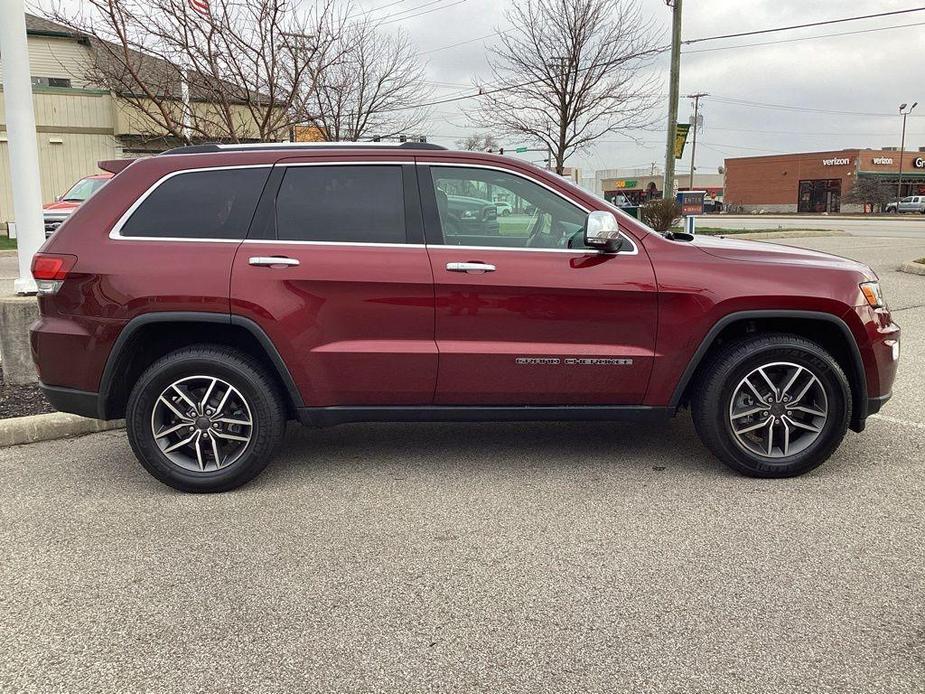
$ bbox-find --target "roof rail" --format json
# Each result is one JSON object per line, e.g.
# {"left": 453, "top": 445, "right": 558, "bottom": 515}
{"left": 162, "top": 141, "right": 448, "bottom": 155}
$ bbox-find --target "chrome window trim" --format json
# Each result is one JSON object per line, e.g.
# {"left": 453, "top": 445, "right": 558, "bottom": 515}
{"left": 418, "top": 161, "right": 639, "bottom": 256}
{"left": 242, "top": 239, "right": 426, "bottom": 248}
{"left": 108, "top": 164, "right": 273, "bottom": 242}
{"left": 107, "top": 160, "right": 639, "bottom": 256}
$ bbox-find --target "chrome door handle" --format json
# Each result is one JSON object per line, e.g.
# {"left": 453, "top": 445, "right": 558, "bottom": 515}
{"left": 249, "top": 256, "right": 300, "bottom": 267}
{"left": 446, "top": 262, "right": 496, "bottom": 273}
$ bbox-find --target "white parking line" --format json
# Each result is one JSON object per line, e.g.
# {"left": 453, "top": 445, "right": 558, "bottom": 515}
{"left": 869, "top": 413, "right": 925, "bottom": 430}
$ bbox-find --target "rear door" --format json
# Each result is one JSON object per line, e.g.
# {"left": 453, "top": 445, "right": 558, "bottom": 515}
{"left": 230, "top": 157, "right": 437, "bottom": 407}
{"left": 418, "top": 161, "right": 658, "bottom": 405}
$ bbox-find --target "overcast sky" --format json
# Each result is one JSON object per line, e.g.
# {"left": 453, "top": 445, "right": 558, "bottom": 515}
{"left": 355, "top": 0, "right": 925, "bottom": 176}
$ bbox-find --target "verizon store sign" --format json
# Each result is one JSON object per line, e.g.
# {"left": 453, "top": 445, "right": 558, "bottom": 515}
{"left": 822, "top": 157, "right": 850, "bottom": 166}
{"left": 872, "top": 157, "right": 894, "bottom": 165}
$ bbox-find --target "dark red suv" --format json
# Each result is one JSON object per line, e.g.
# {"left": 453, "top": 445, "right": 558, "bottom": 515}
{"left": 30, "top": 143, "right": 900, "bottom": 492}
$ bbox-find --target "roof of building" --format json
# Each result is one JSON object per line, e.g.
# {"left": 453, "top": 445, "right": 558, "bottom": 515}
{"left": 25, "top": 13, "right": 80, "bottom": 38}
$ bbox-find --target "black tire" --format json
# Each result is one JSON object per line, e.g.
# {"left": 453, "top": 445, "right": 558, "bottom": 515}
{"left": 126, "top": 345, "right": 286, "bottom": 492}
{"left": 691, "top": 333, "right": 852, "bottom": 478}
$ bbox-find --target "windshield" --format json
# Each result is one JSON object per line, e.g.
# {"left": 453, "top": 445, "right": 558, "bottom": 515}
{"left": 61, "top": 177, "right": 108, "bottom": 202}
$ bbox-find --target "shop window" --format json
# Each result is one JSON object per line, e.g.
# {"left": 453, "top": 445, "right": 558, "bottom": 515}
{"left": 798, "top": 179, "right": 841, "bottom": 213}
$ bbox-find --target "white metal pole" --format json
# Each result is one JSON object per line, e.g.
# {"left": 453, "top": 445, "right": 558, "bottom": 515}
{"left": 180, "top": 70, "right": 193, "bottom": 143}
{"left": 1, "top": 0, "right": 44, "bottom": 294}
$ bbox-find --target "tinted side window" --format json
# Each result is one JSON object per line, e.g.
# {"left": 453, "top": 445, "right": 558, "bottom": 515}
{"left": 429, "top": 166, "right": 588, "bottom": 249}
{"left": 275, "top": 165, "right": 406, "bottom": 243}
{"left": 120, "top": 168, "right": 268, "bottom": 239}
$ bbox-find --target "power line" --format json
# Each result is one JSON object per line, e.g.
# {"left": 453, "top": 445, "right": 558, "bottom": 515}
{"left": 683, "top": 19, "right": 925, "bottom": 54}
{"left": 419, "top": 30, "right": 509, "bottom": 54}
{"left": 345, "top": 0, "right": 408, "bottom": 21}
{"left": 709, "top": 95, "right": 925, "bottom": 119}
{"left": 363, "top": 7, "right": 925, "bottom": 119}
{"left": 416, "top": 6, "right": 925, "bottom": 59}
{"left": 377, "top": 0, "right": 468, "bottom": 26}
{"left": 681, "top": 6, "right": 925, "bottom": 44}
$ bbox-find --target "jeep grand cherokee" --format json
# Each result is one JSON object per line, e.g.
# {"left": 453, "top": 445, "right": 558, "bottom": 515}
{"left": 30, "top": 142, "right": 900, "bottom": 492}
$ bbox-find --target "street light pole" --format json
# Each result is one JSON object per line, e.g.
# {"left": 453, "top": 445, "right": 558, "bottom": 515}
{"left": 898, "top": 102, "right": 918, "bottom": 200}
{"left": 0, "top": 0, "right": 45, "bottom": 294}
{"left": 662, "top": 0, "right": 682, "bottom": 200}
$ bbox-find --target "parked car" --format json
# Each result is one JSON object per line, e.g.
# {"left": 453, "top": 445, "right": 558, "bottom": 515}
{"left": 885, "top": 195, "right": 925, "bottom": 214}
{"left": 42, "top": 172, "right": 113, "bottom": 236}
{"left": 443, "top": 193, "right": 500, "bottom": 235}
{"left": 495, "top": 200, "right": 513, "bottom": 216}
{"left": 31, "top": 142, "right": 900, "bottom": 492}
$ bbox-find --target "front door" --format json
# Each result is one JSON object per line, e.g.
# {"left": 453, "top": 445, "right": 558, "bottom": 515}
{"left": 419, "top": 163, "right": 658, "bottom": 405}
{"left": 231, "top": 159, "right": 437, "bottom": 407}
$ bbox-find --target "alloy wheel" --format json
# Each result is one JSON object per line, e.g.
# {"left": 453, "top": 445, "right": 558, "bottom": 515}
{"left": 728, "top": 361, "right": 828, "bottom": 459}
{"left": 150, "top": 375, "right": 253, "bottom": 472}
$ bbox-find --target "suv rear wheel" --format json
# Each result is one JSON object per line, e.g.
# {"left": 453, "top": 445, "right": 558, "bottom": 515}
{"left": 692, "top": 334, "right": 852, "bottom": 477}
{"left": 126, "top": 346, "right": 286, "bottom": 492}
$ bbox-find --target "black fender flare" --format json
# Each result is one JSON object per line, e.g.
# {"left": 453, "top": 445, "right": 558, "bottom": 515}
{"left": 98, "top": 311, "right": 304, "bottom": 418}
{"left": 668, "top": 309, "right": 867, "bottom": 426}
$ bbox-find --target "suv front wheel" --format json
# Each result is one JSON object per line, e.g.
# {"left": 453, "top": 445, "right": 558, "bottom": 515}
{"left": 126, "top": 346, "right": 286, "bottom": 492}
{"left": 692, "top": 334, "right": 852, "bottom": 477}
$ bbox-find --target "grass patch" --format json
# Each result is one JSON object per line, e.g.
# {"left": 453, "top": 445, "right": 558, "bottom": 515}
{"left": 0, "top": 236, "right": 17, "bottom": 250}
{"left": 915, "top": 257, "right": 925, "bottom": 265}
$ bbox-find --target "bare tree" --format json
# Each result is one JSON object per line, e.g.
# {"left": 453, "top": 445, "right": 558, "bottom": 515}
{"left": 842, "top": 177, "right": 895, "bottom": 213}
{"left": 47, "top": 0, "right": 343, "bottom": 145}
{"left": 456, "top": 133, "right": 500, "bottom": 151}
{"left": 470, "top": 0, "right": 661, "bottom": 174}
{"left": 298, "top": 17, "right": 431, "bottom": 142}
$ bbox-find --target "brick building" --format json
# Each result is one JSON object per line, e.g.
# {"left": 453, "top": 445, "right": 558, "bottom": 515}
{"left": 724, "top": 148, "right": 925, "bottom": 213}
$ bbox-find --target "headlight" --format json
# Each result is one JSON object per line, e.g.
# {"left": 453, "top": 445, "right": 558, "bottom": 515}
{"left": 860, "top": 281, "right": 885, "bottom": 308}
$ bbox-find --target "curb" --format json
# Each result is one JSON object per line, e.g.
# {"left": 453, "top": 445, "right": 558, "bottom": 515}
{"left": 0, "top": 249, "right": 18, "bottom": 257}
{"left": 899, "top": 261, "right": 925, "bottom": 276}
{"left": 0, "top": 412, "right": 124, "bottom": 447}
{"left": 702, "top": 230, "right": 848, "bottom": 240}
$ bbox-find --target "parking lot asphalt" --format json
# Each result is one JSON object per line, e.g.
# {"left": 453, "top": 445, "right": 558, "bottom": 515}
{"left": 1, "top": 232, "right": 924, "bottom": 693}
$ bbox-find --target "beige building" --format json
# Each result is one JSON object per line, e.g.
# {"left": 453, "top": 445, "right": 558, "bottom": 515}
{"left": 0, "top": 16, "right": 122, "bottom": 226}
{"left": 0, "top": 14, "right": 278, "bottom": 228}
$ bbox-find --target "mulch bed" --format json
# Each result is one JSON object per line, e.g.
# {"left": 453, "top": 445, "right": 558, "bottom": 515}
{"left": 0, "top": 367, "right": 55, "bottom": 418}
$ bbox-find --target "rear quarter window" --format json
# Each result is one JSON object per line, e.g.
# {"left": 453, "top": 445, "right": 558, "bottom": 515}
{"left": 118, "top": 167, "right": 269, "bottom": 239}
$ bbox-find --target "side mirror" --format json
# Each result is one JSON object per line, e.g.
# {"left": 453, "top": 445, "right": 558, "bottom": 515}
{"left": 584, "top": 210, "right": 625, "bottom": 253}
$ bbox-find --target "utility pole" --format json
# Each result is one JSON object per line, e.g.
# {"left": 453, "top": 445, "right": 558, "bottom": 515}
{"left": 898, "top": 101, "right": 918, "bottom": 199}
{"left": 0, "top": 0, "right": 44, "bottom": 294}
{"left": 662, "top": 0, "right": 682, "bottom": 199}
{"left": 687, "top": 92, "right": 708, "bottom": 190}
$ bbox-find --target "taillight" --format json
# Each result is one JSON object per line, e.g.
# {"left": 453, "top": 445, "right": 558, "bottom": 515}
{"left": 31, "top": 253, "right": 77, "bottom": 294}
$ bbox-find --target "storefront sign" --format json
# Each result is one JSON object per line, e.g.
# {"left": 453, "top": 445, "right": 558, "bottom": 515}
{"left": 913, "top": 157, "right": 925, "bottom": 169}
{"left": 822, "top": 157, "right": 850, "bottom": 166}
{"left": 615, "top": 179, "right": 638, "bottom": 189}
{"left": 872, "top": 157, "right": 894, "bottom": 165}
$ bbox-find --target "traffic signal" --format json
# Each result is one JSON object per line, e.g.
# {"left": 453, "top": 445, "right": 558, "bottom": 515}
{"left": 499, "top": 147, "right": 504, "bottom": 155}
